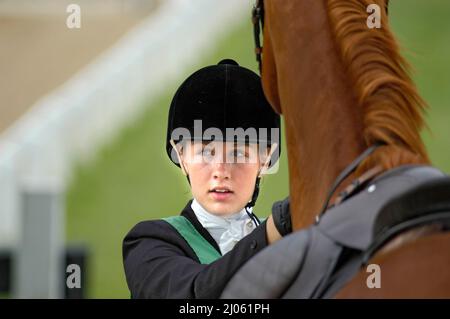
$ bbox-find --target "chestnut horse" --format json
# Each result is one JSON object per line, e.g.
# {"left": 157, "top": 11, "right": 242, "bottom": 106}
{"left": 255, "top": 0, "right": 450, "bottom": 297}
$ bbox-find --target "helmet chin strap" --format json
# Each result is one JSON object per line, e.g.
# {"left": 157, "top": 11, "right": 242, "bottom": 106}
{"left": 246, "top": 177, "right": 261, "bottom": 209}
{"left": 244, "top": 143, "right": 278, "bottom": 226}
{"left": 245, "top": 176, "right": 261, "bottom": 226}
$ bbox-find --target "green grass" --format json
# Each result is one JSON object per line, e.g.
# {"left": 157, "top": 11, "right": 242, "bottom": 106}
{"left": 66, "top": 1, "right": 450, "bottom": 298}
{"left": 390, "top": 0, "right": 450, "bottom": 172}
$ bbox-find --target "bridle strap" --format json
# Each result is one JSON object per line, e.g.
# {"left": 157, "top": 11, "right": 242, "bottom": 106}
{"left": 333, "top": 165, "right": 384, "bottom": 206}
{"left": 315, "top": 142, "right": 385, "bottom": 223}
{"left": 252, "top": 0, "right": 264, "bottom": 73}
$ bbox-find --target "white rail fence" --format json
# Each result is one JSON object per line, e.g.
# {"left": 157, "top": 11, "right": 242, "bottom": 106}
{"left": 0, "top": 0, "right": 251, "bottom": 297}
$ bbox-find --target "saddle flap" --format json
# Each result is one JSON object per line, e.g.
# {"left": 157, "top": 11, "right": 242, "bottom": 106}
{"left": 361, "top": 177, "right": 450, "bottom": 262}
{"left": 374, "top": 177, "right": 450, "bottom": 237}
{"left": 317, "top": 165, "right": 449, "bottom": 251}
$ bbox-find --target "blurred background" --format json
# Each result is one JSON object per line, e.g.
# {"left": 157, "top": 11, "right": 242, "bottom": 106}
{"left": 0, "top": 0, "right": 449, "bottom": 298}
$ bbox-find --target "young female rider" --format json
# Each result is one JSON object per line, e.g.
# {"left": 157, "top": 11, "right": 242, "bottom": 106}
{"left": 122, "top": 59, "right": 291, "bottom": 298}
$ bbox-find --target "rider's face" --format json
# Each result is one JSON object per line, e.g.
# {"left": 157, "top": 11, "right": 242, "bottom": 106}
{"left": 180, "top": 141, "right": 265, "bottom": 216}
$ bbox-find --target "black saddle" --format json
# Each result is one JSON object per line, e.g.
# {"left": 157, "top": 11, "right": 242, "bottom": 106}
{"left": 221, "top": 165, "right": 450, "bottom": 299}
{"left": 366, "top": 176, "right": 450, "bottom": 262}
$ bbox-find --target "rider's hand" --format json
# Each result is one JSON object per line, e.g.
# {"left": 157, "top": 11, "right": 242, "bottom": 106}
{"left": 271, "top": 197, "right": 292, "bottom": 236}
{"left": 266, "top": 214, "right": 283, "bottom": 244}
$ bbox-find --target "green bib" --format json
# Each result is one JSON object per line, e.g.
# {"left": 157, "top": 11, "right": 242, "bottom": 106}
{"left": 163, "top": 216, "right": 221, "bottom": 264}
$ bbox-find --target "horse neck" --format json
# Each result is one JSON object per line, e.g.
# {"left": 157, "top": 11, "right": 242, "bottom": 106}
{"left": 263, "top": 0, "right": 429, "bottom": 230}
{"left": 281, "top": 63, "right": 366, "bottom": 229}
{"left": 263, "top": 0, "right": 365, "bottom": 229}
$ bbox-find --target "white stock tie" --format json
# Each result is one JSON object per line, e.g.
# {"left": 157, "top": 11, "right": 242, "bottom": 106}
{"left": 191, "top": 199, "right": 257, "bottom": 255}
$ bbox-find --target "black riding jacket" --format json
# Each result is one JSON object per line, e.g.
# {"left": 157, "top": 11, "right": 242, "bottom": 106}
{"left": 122, "top": 199, "right": 268, "bottom": 299}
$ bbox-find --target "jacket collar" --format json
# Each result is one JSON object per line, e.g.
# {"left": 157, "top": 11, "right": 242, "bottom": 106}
{"left": 180, "top": 199, "right": 222, "bottom": 254}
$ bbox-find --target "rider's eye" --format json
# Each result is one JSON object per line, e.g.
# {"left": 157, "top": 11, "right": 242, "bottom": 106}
{"left": 235, "top": 150, "right": 245, "bottom": 157}
{"left": 231, "top": 149, "right": 248, "bottom": 159}
{"left": 201, "top": 147, "right": 214, "bottom": 157}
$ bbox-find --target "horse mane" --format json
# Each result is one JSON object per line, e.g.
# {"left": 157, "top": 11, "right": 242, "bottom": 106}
{"left": 326, "top": 0, "right": 431, "bottom": 172}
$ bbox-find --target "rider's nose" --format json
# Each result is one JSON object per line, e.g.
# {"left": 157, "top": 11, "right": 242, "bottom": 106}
{"left": 212, "top": 162, "right": 231, "bottom": 180}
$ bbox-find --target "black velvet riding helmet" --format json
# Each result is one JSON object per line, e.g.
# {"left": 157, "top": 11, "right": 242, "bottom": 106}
{"left": 166, "top": 59, "right": 281, "bottom": 169}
